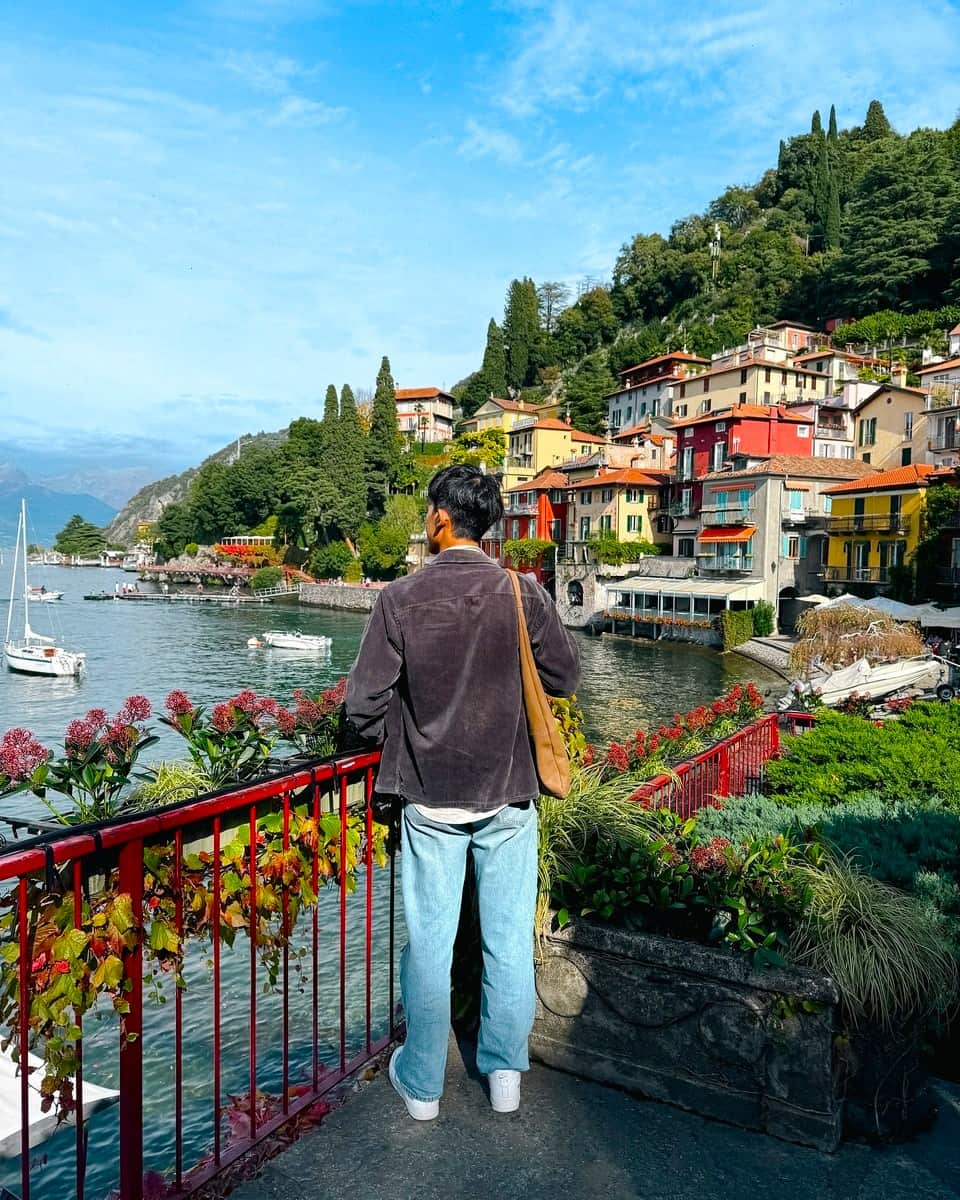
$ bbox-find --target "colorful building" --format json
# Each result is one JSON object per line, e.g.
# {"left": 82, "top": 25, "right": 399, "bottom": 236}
{"left": 458, "top": 396, "right": 552, "bottom": 435}
{"left": 605, "top": 351, "right": 708, "bottom": 431}
{"left": 823, "top": 463, "right": 940, "bottom": 592}
{"left": 566, "top": 467, "right": 671, "bottom": 550}
{"left": 395, "top": 388, "right": 455, "bottom": 442}
{"left": 849, "top": 384, "right": 929, "bottom": 471}
{"left": 504, "top": 418, "right": 606, "bottom": 491}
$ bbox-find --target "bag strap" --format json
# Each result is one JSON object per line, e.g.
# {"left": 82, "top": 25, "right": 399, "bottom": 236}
{"left": 507, "top": 570, "right": 540, "bottom": 708}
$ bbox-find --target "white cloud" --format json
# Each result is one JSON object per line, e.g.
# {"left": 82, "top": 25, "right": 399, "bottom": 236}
{"left": 458, "top": 117, "right": 523, "bottom": 164}
{"left": 268, "top": 94, "right": 348, "bottom": 126}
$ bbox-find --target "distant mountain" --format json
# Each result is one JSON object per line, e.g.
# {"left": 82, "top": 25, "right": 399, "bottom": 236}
{"left": 105, "top": 430, "right": 288, "bottom": 547}
{"left": 39, "top": 467, "right": 156, "bottom": 511}
{"left": 0, "top": 485, "right": 117, "bottom": 548}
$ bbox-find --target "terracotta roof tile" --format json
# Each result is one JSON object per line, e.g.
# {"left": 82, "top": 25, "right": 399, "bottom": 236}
{"left": 567, "top": 468, "right": 664, "bottom": 489}
{"left": 504, "top": 468, "right": 569, "bottom": 493}
{"left": 616, "top": 351, "right": 709, "bottom": 377}
{"left": 701, "top": 455, "right": 875, "bottom": 483}
{"left": 671, "top": 404, "right": 813, "bottom": 429}
{"left": 395, "top": 387, "right": 454, "bottom": 401}
{"left": 823, "top": 463, "right": 941, "bottom": 495}
{"left": 916, "top": 357, "right": 960, "bottom": 375}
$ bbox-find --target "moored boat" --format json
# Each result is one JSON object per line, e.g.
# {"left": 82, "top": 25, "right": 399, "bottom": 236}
{"left": 262, "top": 630, "right": 331, "bottom": 651}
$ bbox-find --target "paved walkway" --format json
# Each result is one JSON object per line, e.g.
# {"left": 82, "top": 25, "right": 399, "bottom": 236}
{"left": 231, "top": 1035, "right": 960, "bottom": 1200}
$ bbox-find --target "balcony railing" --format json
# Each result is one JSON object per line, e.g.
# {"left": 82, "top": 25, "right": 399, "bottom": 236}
{"left": 699, "top": 558, "right": 754, "bottom": 574}
{"left": 826, "top": 514, "right": 909, "bottom": 534}
{"left": 825, "top": 565, "right": 890, "bottom": 583}
{"left": 815, "top": 424, "right": 848, "bottom": 440}
{"left": 782, "top": 507, "right": 828, "bottom": 524}
{"left": 505, "top": 502, "right": 538, "bottom": 516}
{"left": 700, "top": 506, "right": 753, "bottom": 526}
{"left": 931, "top": 428, "right": 960, "bottom": 452}
{"left": 668, "top": 502, "right": 695, "bottom": 518}
{"left": 0, "top": 752, "right": 397, "bottom": 1200}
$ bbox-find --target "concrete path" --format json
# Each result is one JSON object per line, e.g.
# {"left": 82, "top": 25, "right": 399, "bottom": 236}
{"left": 732, "top": 636, "right": 795, "bottom": 680}
{"left": 230, "top": 1035, "right": 960, "bottom": 1200}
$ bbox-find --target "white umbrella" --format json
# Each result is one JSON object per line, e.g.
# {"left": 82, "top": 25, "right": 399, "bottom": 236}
{"left": 921, "top": 607, "right": 960, "bottom": 630}
{"left": 0, "top": 1047, "right": 118, "bottom": 1158}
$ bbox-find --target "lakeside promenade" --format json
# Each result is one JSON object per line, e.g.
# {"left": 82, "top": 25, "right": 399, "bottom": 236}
{"left": 232, "top": 1036, "right": 960, "bottom": 1200}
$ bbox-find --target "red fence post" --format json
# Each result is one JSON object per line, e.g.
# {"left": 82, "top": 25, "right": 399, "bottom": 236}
{"left": 717, "top": 743, "right": 730, "bottom": 799}
{"left": 117, "top": 839, "right": 144, "bottom": 1200}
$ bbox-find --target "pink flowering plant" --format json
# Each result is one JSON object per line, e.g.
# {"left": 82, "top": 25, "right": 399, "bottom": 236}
{"left": 30, "top": 697, "right": 158, "bottom": 824}
{"left": 160, "top": 689, "right": 279, "bottom": 786}
{"left": 273, "top": 679, "right": 347, "bottom": 758}
{"left": 0, "top": 727, "right": 50, "bottom": 797}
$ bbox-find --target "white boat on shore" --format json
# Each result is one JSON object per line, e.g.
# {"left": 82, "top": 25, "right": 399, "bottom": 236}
{"left": 4, "top": 501, "right": 85, "bottom": 677}
{"left": 261, "top": 630, "right": 332, "bottom": 651}
{"left": 780, "top": 655, "right": 952, "bottom": 710}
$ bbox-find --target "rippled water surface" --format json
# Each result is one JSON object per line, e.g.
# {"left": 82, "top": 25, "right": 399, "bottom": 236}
{"left": 0, "top": 563, "right": 781, "bottom": 1198}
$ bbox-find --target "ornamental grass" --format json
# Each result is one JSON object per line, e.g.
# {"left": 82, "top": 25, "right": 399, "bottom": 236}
{"left": 789, "top": 606, "right": 924, "bottom": 676}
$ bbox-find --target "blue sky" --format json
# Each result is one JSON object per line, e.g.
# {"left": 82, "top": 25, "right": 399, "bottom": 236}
{"left": 2, "top": 0, "right": 960, "bottom": 494}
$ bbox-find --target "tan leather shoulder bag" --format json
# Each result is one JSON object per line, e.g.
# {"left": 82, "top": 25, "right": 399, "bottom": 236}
{"left": 508, "top": 570, "right": 571, "bottom": 799}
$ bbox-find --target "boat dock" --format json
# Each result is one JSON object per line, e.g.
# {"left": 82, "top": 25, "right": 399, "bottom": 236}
{"left": 83, "top": 585, "right": 300, "bottom": 606}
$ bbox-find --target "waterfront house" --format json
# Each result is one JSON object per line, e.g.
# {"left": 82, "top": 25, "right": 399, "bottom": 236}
{"left": 823, "top": 463, "right": 940, "bottom": 593}
{"left": 696, "top": 455, "right": 875, "bottom": 626}
{"left": 605, "top": 351, "right": 708, "bottom": 431}
{"left": 566, "top": 467, "right": 672, "bottom": 551}
{"left": 611, "top": 423, "right": 676, "bottom": 470}
{"left": 849, "top": 383, "right": 930, "bottom": 470}
{"left": 671, "top": 404, "right": 814, "bottom": 554}
{"left": 916, "top": 355, "right": 960, "bottom": 410}
{"left": 789, "top": 346, "right": 887, "bottom": 394}
{"left": 504, "top": 417, "right": 606, "bottom": 491}
{"left": 395, "top": 387, "right": 455, "bottom": 442}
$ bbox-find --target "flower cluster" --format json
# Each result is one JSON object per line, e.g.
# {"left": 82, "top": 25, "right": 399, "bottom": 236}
{"left": 0, "top": 727, "right": 49, "bottom": 789}
{"left": 274, "top": 680, "right": 348, "bottom": 757}
{"left": 599, "top": 685, "right": 765, "bottom": 778}
{"left": 689, "top": 837, "right": 733, "bottom": 874}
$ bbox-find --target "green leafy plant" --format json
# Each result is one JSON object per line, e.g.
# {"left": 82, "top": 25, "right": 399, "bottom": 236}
{"left": 250, "top": 565, "right": 284, "bottom": 591}
{"left": 751, "top": 600, "right": 776, "bottom": 637}
{"left": 160, "top": 689, "right": 278, "bottom": 786}
{"left": 503, "top": 538, "right": 555, "bottom": 567}
{"left": 720, "top": 609, "right": 754, "bottom": 650}
{"left": 588, "top": 529, "right": 658, "bottom": 565}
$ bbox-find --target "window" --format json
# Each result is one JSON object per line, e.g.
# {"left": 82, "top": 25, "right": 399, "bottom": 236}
{"left": 639, "top": 403, "right": 647, "bottom": 417}
{"left": 764, "top": 367, "right": 771, "bottom": 383}
{"left": 862, "top": 453, "right": 871, "bottom": 464}
{"left": 823, "top": 495, "right": 832, "bottom": 514}
{"left": 858, "top": 417, "right": 877, "bottom": 446}
{"left": 601, "top": 488, "right": 613, "bottom": 503}
{"left": 625, "top": 488, "right": 644, "bottom": 503}
{"left": 738, "top": 391, "right": 747, "bottom": 403}
{"left": 600, "top": 514, "right": 612, "bottom": 531}
{"left": 582, "top": 490, "right": 592, "bottom": 504}
{"left": 680, "top": 487, "right": 693, "bottom": 516}
{"left": 579, "top": 516, "right": 591, "bottom": 539}
{"left": 702, "top": 398, "right": 712, "bottom": 413}
{"left": 890, "top": 494, "right": 902, "bottom": 523}
{"left": 511, "top": 520, "right": 520, "bottom": 538}
{"left": 703, "top": 378, "right": 709, "bottom": 393}
{"left": 680, "top": 447, "right": 694, "bottom": 481}
{"left": 626, "top": 406, "right": 633, "bottom": 421}
{"left": 781, "top": 370, "right": 788, "bottom": 385}
{"left": 763, "top": 391, "right": 771, "bottom": 403}
{"left": 549, "top": 489, "right": 564, "bottom": 503}
{"left": 789, "top": 490, "right": 804, "bottom": 512}
{"left": 675, "top": 404, "right": 688, "bottom": 418}
{"left": 680, "top": 383, "right": 686, "bottom": 398}
{"left": 797, "top": 425, "right": 810, "bottom": 438}
{"left": 783, "top": 535, "right": 800, "bottom": 559}
{"left": 901, "top": 448, "right": 912, "bottom": 466}
{"left": 549, "top": 519, "right": 562, "bottom": 542}
{"left": 711, "top": 442, "right": 725, "bottom": 471}
{"left": 626, "top": 515, "right": 640, "bottom": 532}
{"left": 715, "top": 421, "right": 727, "bottom": 432}
{"left": 904, "top": 411, "right": 914, "bottom": 438}
{"left": 740, "top": 368, "right": 748, "bottom": 384}
{"left": 678, "top": 537, "right": 695, "bottom": 556}
{"left": 841, "top": 445, "right": 855, "bottom": 459}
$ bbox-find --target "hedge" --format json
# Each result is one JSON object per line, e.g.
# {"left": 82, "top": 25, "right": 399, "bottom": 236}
{"left": 720, "top": 609, "right": 754, "bottom": 650}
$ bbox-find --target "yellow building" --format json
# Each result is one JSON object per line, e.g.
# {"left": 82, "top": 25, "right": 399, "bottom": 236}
{"left": 505, "top": 418, "right": 605, "bottom": 491}
{"left": 459, "top": 397, "right": 551, "bottom": 435}
{"left": 851, "top": 384, "right": 929, "bottom": 472}
{"left": 566, "top": 468, "right": 671, "bottom": 549}
{"left": 823, "top": 463, "right": 939, "bottom": 590}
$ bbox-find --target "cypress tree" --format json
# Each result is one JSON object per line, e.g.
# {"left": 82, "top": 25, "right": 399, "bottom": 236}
{"left": 503, "top": 277, "right": 541, "bottom": 390}
{"left": 864, "top": 99, "right": 892, "bottom": 141}
{"left": 777, "top": 139, "right": 786, "bottom": 175}
{"left": 481, "top": 318, "right": 508, "bottom": 397}
{"left": 828, "top": 103, "right": 838, "bottom": 142}
{"left": 333, "top": 384, "right": 367, "bottom": 543}
{"left": 322, "top": 383, "right": 338, "bottom": 427}
{"left": 813, "top": 131, "right": 830, "bottom": 236}
{"left": 811, "top": 109, "right": 822, "bottom": 136}
{"left": 365, "top": 356, "right": 400, "bottom": 519}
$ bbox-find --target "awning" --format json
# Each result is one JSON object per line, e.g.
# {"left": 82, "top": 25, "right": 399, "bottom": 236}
{"left": 698, "top": 526, "right": 756, "bottom": 544}
{"left": 783, "top": 482, "right": 812, "bottom": 491}
{"left": 612, "top": 577, "right": 767, "bottom": 600}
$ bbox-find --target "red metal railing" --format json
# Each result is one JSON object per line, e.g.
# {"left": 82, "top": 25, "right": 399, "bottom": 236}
{"left": 632, "top": 712, "right": 815, "bottom": 816}
{"left": 0, "top": 750, "right": 396, "bottom": 1200}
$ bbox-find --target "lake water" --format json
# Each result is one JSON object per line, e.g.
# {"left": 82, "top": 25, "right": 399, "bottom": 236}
{"left": 0, "top": 563, "right": 781, "bottom": 1198}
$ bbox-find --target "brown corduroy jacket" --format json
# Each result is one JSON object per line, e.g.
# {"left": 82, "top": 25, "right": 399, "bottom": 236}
{"left": 345, "top": 547, "right": 580, "bottom": 811}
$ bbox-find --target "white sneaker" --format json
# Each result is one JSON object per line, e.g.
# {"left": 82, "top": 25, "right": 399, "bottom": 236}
{"left": 388, "top": 1047, "right": 440, "bottom": 1121}
{"left": 488, "top": 1069, "right": 521, "bottom": 1113}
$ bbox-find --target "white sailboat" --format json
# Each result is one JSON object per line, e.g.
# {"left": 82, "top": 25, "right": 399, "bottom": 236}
{"left": 4, "top": 501, "right": 85, "bottom": 677}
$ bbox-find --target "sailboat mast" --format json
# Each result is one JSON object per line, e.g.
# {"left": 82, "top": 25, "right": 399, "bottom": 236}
{"left": 21, "top": 501, "right": 30, "bottom": 641}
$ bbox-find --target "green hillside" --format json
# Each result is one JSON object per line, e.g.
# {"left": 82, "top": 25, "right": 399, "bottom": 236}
{"left": 455, "top": 100, "right": 960, "bottom": 432}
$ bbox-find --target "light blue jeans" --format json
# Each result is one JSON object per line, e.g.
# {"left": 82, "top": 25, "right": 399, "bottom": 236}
{"left": 393, "top": 801, "right": 539, "bottom": 1103}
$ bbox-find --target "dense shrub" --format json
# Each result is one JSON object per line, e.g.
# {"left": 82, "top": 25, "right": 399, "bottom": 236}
{"left": 250, "top": 565, "right": 284, "bottom": 591}
{"left": 720, "top": 608, "right": 754, "bottom": 650}
{"left": 308, "top": 540, "right": 353, "bottom": 579}
{"left": 184, "top": 542, "right": 199, "bottom": 557}
{"left": 764, "top": 705, "right": 960, "bottom": 809}
{"left": 751, "top": 600, "right": 776, "bottom": 637}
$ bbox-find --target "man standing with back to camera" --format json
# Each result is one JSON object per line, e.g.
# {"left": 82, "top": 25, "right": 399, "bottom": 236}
{"left": 346, "top": 464, "right": 579, "bottom": 1120}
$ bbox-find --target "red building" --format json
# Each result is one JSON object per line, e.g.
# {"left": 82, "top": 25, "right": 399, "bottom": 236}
{"left": 481, "top": 468, "right": 570, "bottom": 584}
{"left": 672, "top": 403, "right": 814, "bottom": 520}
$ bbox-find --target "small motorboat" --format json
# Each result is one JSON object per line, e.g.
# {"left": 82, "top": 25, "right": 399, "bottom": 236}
{"left": 27, "top": 586, "right": 63, "bottom": 602}
{"left": 780, "top": 655, "right": 951, "bottom": 710}
{"left": 262, "top": 630, "right": 331, "bottom": 651}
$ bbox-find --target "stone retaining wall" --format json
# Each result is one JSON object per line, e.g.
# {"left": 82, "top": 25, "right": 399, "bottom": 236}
{"left": 300, "top": 583, "right": 379, "bottom": 612}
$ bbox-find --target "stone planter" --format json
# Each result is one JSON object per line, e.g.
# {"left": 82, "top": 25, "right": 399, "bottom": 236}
{"left": 531, "top": 918, "right": 842, "bottom": 1152}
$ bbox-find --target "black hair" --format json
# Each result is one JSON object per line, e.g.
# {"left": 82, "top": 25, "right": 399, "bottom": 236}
{"left": 427, "top": 464, "right": 504, "bottom": 541}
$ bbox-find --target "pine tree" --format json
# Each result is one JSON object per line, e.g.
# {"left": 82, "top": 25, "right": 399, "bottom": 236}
{"left": 481, "top": 319, "right": 508, "bottom": 397}
{"left": 365, "top": 356, "right": 400, "bottom": 519}
{"left": 322, "top": 383, "right": 338, "bottom": 427}
{"left": 828, "top": 104, "right": 838, "bottom": 142}
{"left": 811, "top": 109, "right": 822, "bottom": 136}
{"left": 333, "top": 384, "right": 367, "bottom": 543}
{"left": 864, "top": 99, "right": 892, "bottom": 141}
{"left": 825, "top": 174, "right": 841, "bottom": 251}
{"left": 503, "top": 277, "right": 541, "bottom": 390}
